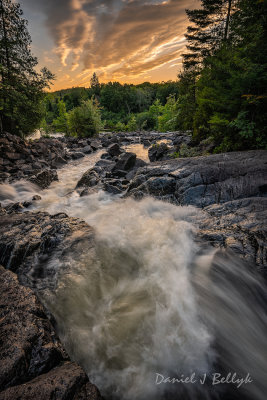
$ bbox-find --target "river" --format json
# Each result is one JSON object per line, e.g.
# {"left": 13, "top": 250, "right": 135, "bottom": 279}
{"left": 0, "top": 149, "right": 266, "bottom": 400}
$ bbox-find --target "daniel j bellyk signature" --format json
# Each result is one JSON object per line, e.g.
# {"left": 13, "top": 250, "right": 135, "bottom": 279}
{"left": 155, "top": 373, "right": 253, "bottom": 388}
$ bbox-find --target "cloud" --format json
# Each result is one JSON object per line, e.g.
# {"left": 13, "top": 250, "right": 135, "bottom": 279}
{"left": 23, "top": 0, "right": 196, "bottom": 81}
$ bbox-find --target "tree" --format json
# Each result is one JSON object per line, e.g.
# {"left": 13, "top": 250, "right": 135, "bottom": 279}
{"left": 52, "top": 100, "right": 68, "bottom": 133}
{"left": 67, "top": 99, "right": 102, "bottom": 137}
{"left": 183, "top": 0, "right": 237, "bottom": 70}
{"left": 0, "top": 0, "right": 54, "bottom": 136}
{"left": 90, "top": 72, "right": 100, "bottom": 96}
{"left": 191, "top": 0, "right": 267, "bottom": 150}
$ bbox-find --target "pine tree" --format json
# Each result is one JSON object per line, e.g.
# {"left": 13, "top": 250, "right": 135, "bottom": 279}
{"left": 183, "top": 0, "right": 237, "bottom": 70}
{"left": 0, "top": 0, "right": 54, "bottom": 136}
{"left": 90, "top": 72, "right": 100, "bottom": 96}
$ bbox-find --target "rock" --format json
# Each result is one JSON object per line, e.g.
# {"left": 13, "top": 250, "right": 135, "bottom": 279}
{"left": 148, "top": 143, "right": 169, "bottom": 162}
{"left": 142, "top": 139, "right": 151, "bottom": 147}
{"left": 0, "top": 266, "right": 102, "bottom": 400}
{"left": 0, "top": 210, "right": 96, "bottom": 286}
{"left": 173, "top": 134, "right": 192, "bottom": 147}
{"left": 32, "top": 195, "right": 42, "bottom": 201}
{"left": 0, "top": 133, "right": 69, "bottom": 184}
{"left": 0, "top": 266, "right": 67, "bottom": 390}
{"left": 128, "top": 150, "right": 267, "bottom": 207}
{"left": 95, "top": 159, "right": 115, "bottom": 171}
{"left": 101, "top": 152, "right": 112, "bottom": 160}
{"left": 29, "top": 169, "right": 58, "bottom": 189}
{"left": 55, "top": 155, "right": 68, "bottom": 164}
{"left": 83, "top": 145, "right": 92, "bottom": 154}
{"left": 104, "top": 183, "right": 123, "bottom": 195}
{"left": 70, "top": 152, "right": 85, "bottom": 160}
{"left": 22, "top": 201, "right": 32, "bottom": 208}
{"left": 198, "top": 197, "right": 267, "bottom": 267}
{"left": 113, "top": 169, "right": 128, "bottom": 178}
{"left": 107, "top": 143, "right": 122, "bottom": 157}
{"left": 6, "top": 152, "right": 21, "bottom": 161}
{"left": 4, "top": 202, "right": 24, "bottom": 213}
{"left": 90, "top": 140, "right": 101, "bottom": 151}
{"left": 76, "top": 169, "right": 100, "bottom": 188}
{"left": 112, "top": 152, "right": 136, "bottom": 172}
{"left": 125, "top": 150, "right": 267, "bottom": 267}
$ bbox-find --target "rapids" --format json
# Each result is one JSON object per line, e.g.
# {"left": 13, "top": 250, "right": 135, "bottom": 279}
{"left": 0, "top": 151, "right": 266, "bottom": 400}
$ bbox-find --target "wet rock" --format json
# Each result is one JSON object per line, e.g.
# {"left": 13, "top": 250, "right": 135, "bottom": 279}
{"left": 90, "top": 140, "right": 101, "bottom": 151}
{"left": 76, "top": 169, "right": 100, "bottom": 188}
{"left": 148, "top": 143, "right": 169, "bottom": 162}
{"left": 83, "top": 145, "right": 93, "bottom": 154}
{"left": 107, "top": 143, "right": 122, "bottom": 157}
{"left": 32, "top": 195, "right": 42, "bottom": 201}
{"left": 0, "top": 266, "right": 102, "bottom": 399}
{"left": 0, "top": 266, "right": 67, "bottom": 390}
{"left": 0, "top": 133, "right": 69, "bottom": 184}
{"left": 173, "top": 134, "right": 192, "bottom": 147}
{"left": 112, "top": 169, "right": 128, "bottom": 178}
{"left": 29, "top": 169, "right": 58, "bottom": 189}
{"left": 141, "top": 139, "right": 151, "bottom": 147}
{"left": 70, "top": 151, "right": 85, "bottom": 160}
{"left": 199, "top": 197, "right": 267, "bottom": 268}
{"left": 128, "top": 150, "right": 267, "bottom": 207}
{"left": 0, "top": 210, "right": 96, "bottom": 286}
{"left": 4, "top": 202, "right": 24, "bottom": 214}
{"left": 95, "top": 159, "right": 115, "bottom": 171}
{"left": 104, "top": 182, "right": 123, "bottom": 195}
{"left": 101, "top": 152, "right": 112, "bottom": 160}
{"left": 112, "top": 152, "right": 136, "bottom": 172}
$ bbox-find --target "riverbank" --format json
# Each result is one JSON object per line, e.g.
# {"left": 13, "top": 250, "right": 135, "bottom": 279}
{"left": 0, "top": 132, "right": 267, "bottom": 400}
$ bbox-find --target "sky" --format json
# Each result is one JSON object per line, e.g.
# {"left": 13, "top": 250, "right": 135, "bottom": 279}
{"left": 19, "top": 0, "right": 198, "bottom": 91}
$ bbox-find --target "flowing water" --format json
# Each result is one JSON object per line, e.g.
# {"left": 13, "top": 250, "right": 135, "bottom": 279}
{"left": 0, "top": 152, "right": 267, "bottom": 400}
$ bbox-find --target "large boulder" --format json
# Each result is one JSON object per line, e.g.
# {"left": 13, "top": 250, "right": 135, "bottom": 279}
{"left": 76, "top": 168, "right": 100, "bottom": 188}
{"left": 112, "top": 152, "right": 136, "bottom": 173}
{"left": 107, "top": 143, "right": 122, "bottom": 157}
{"left": 127, "top": 150, "right": 267, "bottom": 207}
{"left": 0, "top": 210, "right": 96, "bottom": 285}
{"left": 29, "top": 169, "right": 58, "bottom": 189}
{"left": 0, "top": 266, "right": 101, "bottom": 400}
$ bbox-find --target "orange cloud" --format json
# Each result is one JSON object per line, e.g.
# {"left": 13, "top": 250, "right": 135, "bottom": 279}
{"left": 24, "top": 0, "right": 197, "bottom": 87}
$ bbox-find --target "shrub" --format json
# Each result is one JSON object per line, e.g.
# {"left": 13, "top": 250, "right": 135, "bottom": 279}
{"left": 67, "top": 99, "right": 102, "bottom": 137}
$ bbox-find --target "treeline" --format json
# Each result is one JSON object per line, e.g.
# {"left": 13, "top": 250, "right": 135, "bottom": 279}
{"left": 1, "top": 0, "right": 266, "bottom": 152}
{"left": 41, "top": 80, "right": 179, "bottom": 134}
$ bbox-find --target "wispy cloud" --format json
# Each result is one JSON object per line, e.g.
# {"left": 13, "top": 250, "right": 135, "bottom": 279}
{"left": 23, "top": 0, "right": 196, "bottom": 83}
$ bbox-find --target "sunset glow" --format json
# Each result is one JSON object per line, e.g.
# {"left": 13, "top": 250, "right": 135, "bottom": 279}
{"left": 20, "top": 0, "right": 197, "bottom": 90}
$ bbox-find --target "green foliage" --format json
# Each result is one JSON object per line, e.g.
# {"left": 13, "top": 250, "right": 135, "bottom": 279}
{"left": 176, "top": 0, "right": 267, "bottom": 152}
{"left": 158, "top": 96, "right": 177, "bottom": 132}
{"left": 0, "top": 0, "right": 54, "bottom": 136}
{"left": 52, "top": 100, "right": 68, "bottom": 133}
{"left": 67, "top": 99, "right": 102, "bottom": 137}
{"left": 40, "top": 80, "right": 179, "bottom": 133}
{"left": 127, "top": 115, "right": 137, "bottom": 132}
{"left": 114, "top": 121, "right": 127, "bottom": 132}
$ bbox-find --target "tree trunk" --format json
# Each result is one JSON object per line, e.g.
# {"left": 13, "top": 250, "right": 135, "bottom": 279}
{"left": 224, "top": 0, "right": 232, "bottom": 40}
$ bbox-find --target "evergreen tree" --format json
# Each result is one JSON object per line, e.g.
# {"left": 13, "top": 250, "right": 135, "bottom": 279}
{"left": 0, "top": 0, "right": 54, "bottom": 136}
{"left": 90, "top": 72, "right": 100, "bottom": 96}
{"left": 183, "top": 0, "right": 237, "bottom": 69}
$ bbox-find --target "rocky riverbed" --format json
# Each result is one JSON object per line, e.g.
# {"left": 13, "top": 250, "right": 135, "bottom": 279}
{"left": 0, "top": 131, "right": 267, "bottom": 400}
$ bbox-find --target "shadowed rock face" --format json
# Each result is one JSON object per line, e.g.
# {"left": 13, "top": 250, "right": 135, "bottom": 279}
{"left": 0, "top": 266, "right": 102, "bottom": 400}
{"left": 0, "top": 210, "right": 96, "bottom": 289}
{"left": 127, "top": 150, "right": 267, "bottom": 207}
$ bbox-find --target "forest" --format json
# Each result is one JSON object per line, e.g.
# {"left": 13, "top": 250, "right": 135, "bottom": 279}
{"left": 1, "top": 0, "right": 267, "bottom": 153}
